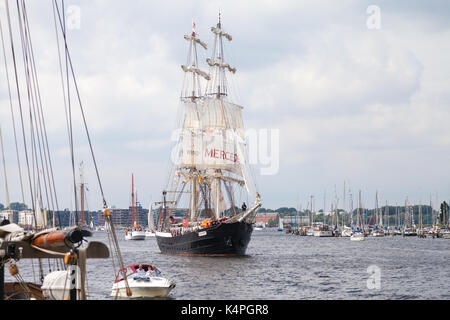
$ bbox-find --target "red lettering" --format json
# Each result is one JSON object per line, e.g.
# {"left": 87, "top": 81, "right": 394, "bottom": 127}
{"left": 205, "top": 148, "right": 213, "bottom": 158}
{"left": 204, "top": 148, "right": 238, "bottom": 163}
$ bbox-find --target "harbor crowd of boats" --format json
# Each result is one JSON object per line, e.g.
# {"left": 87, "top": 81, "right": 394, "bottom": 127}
{"left": 260, "top": 191, "right": 450, "bottom": 241}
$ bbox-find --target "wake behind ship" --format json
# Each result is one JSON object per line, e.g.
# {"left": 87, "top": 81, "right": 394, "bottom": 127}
{"left": 154, "top": 15, "right": 261, "bottom": 255}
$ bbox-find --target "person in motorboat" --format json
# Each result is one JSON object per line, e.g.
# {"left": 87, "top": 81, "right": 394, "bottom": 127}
{"left": 137, "top": 264, "right": 146, "bottom": 275}
{"left": 146, "top": 265, "right": 162, "bottom": 277}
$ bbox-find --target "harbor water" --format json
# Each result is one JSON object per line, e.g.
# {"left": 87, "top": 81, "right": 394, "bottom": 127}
{"left": 6, "top": 228, "right": 450, "bottom": 299}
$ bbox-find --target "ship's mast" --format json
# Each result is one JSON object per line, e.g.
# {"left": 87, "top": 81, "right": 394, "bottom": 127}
{"left": 180, "top": 22, "right": 209, "bottom": 222}
{"left": 205, "top": 12, "right": 235, "bottom": 99}
{"left": 181, "top": 22, "right": 209, "bottom": 100}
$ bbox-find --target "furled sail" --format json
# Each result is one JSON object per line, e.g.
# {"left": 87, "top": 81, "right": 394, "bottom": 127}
{"left": 34, "top": 199, "right": 47, "bottom": 229}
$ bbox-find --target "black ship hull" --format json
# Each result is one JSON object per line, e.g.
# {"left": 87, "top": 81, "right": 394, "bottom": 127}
{"left": 156, "top": 221, "right": 253, "bottom": 256}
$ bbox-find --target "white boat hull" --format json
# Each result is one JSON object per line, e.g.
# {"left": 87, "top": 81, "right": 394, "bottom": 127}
{"left": 372, "top": 231, "right": 385, "bottom": 237}
{"left": 111, "top": 277, "right": 175, "bottom": 298}
{"left": 313, "top": 230, "right": 333, "bottom": 237}
{"left": 145, "top": 231, "right": 156, "bottom": 237}
{"left": 125, "top": 231, "right": 146, "bottom": 240}
{"left": 341, "top": 230, "right": 352, "bottom": 237}
{"left": 350, "top": 233, "right": 365, "bottom": 241}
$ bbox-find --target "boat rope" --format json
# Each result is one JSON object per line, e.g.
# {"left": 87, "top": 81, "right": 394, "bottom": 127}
{"left": 20, "top": 0, "right": 61, "bottom": 225}
{"left": 0, "top": 126, "right": 11, "bottom": 207}
{"left": 4, "top": 0, "right": 36, "bottom": 226}
{"left": 16, "top": 0, "right": 55, "bottom": 226}
{"left": 8, "top": 263, "right": 33, "bottom": 300}
{"left": 53, "top": 0, "right": 133, "bottom": 297}
{"left": 0, "top": 3, "right": 26, "bottom": 205}
{"left": 53, "top": 0, "right": 106, "bottom": 206}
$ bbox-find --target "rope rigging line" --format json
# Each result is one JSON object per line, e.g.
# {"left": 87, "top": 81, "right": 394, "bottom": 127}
{"left": 4, "top": 0, "right": 37, "bottom": 226}
{"left": 53, "top": 0, "right": 132, "bottom": 296}
{"left": 13, "top": 0, "right": 60, "bottom": 229}
{"left": 0, "top": 5, "right": 26, "bottom": 205}
{"left": 54, "top": 0, "right": 106, "bottom": 208}
{"left": 0, "top": 126, "right": 11, "bottom": 207}
{"left": 21, "top": 0, "right": 61, "bottom": 226}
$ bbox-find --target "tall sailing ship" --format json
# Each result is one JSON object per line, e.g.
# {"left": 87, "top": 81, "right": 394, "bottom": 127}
{"left": 155, "top": 15, "right": 261, "bottom": 255}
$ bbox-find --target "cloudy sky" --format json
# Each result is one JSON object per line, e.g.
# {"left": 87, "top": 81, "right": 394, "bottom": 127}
{"left": 0, "top": 0, "right": 449, "bottom": 211}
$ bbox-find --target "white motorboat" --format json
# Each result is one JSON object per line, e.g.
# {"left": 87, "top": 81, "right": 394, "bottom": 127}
{"left": 442, "top": 230, "right": 450, "bottom": 239}
{"left": 350, "top": 230, "right": 365, "bottom": 241}
{"left": 111, "top": 264, "right": 175, "bottom": 298}
{"left": 313, "top": 224, "right": 333, "bottom": 237}
{"left": 125, "top": 229, "right": 146, "bottom": 240}
{"left": 372, "top": 229, "right": 385, "bottom": 237}
{"left": 313, "top": 229, "right": 333, "bottom": 237}
{"left": 402, "top": 227, "right": 417, "bottom": 237}
{"left": 341, "top": 226, "right": 352, "bottom": 237}
{"left": 254, "top": 222, "right": 265, "bottom": 230}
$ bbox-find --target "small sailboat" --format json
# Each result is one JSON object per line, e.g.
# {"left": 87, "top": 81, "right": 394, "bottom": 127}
{"left": 145, "top": 202, "right": 156, "bottom": 237}
{"left": 341, "top": 191, "right": 353, "bottom": 237}
{"left": 125, "top": 174, "right": 146, "bottom": 240}
{"left": 402, "top": 198, "right": 417, "bottom": 237}
{"left": 277, "top": 214, "right": 284, "bottom": 231}
{"left": 350, "top": 190, "right": 365, "bottom": 241}
{"left": 111, "top": 264, "right": 175, "bottom": 298}
{"left": 125, "top": 226, "right": 146, "bottom": 240}
{"left": 371, "top": 191, "right": 385, "bottom": 237}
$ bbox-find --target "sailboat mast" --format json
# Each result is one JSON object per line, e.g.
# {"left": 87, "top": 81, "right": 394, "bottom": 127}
{"left": 136, "top": 190, "right": 139, "bottom": 226}
{"left": 342, "top": 181, "right": 345, "bottom": 226}
{"left": 131, "top": 174, "right": 134, "bottom": 227}
{"left": 80, "top": 165, "right": 85, "bottom": 226}
{"left": 358, "top": 190, "right": 362, "bottom": 230}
